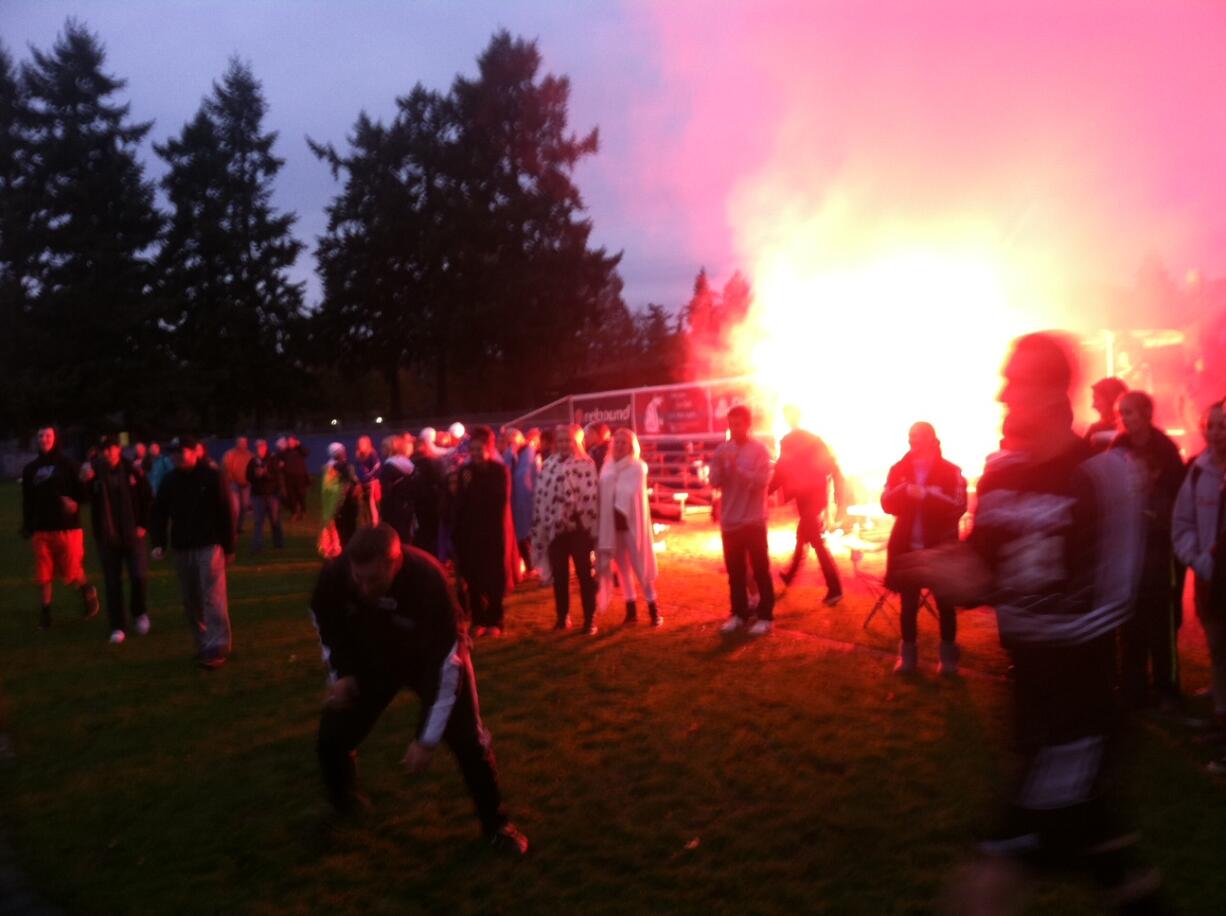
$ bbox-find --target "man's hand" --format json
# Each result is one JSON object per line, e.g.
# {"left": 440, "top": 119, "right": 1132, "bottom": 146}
{"left": 60, "top": 496, "right": 78, "bottom": 515}
{"left": 79, "top": 464, "right": 96, "bottom": 482}
{"left": 402, "top": 740, "right": 434, "bottom": 775}
{"left": 325, "top": 676, "right": 360, "bottom": 709}
{"left": 905, "top": 483, "right": 925, "bottom": 500}
{"left": 151, "top": 546, "right": 165, "bottom": 560}
{"left": 135, "top": 527, "right": 147, "bottom": 539}
{"left": 891, "top": 542, "right": 992, "bottom": 607}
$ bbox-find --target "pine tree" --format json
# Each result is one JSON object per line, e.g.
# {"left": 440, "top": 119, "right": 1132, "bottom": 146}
{"left": 0, "top": 44, "right": 34, "bottom": 433}
{"left": 20, "top": 20, "right": 161, "bottom": 428}
{"left": 156, "top": 58, "right": 304, "bottom": 430}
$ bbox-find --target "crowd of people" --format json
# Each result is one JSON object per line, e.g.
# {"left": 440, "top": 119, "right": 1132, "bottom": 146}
{"left": 14, "top": 331, "right": 1226, "bottom": 903}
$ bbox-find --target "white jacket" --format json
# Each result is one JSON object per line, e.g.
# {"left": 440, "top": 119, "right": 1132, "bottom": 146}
{"left": 1172, "top": 450, "right": 1224, "bottom": 583}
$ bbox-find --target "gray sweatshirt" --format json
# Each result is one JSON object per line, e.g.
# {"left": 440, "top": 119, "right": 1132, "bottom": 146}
{"left": 1173, "top": 450, "right": 1225, "bottom": 583}
{"left": 709, "top": 438, "right": 773, "bottom": 531}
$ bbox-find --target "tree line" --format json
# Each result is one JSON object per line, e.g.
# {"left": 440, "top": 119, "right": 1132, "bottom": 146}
{"left": 0, "top": 20, "right": 739, "bottom": 440}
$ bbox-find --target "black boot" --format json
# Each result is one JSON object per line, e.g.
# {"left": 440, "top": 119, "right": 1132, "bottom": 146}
{"left": 648, "top": 601, "right": 662, "bottom": 627}
{"left": 623, "top": 601, "right": 638, "bottom": 624}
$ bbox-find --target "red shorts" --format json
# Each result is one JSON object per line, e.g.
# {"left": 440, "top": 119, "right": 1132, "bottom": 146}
{"left": 32, "top": 529, "right": 86, "bottom": 586}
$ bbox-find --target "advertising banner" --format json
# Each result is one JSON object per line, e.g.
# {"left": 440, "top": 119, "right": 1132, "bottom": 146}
{"left": 634, "top": 386, "right": 711, "bottom": 437}
{"left": 572, "top": 393, "right": 634, "bottom": 430}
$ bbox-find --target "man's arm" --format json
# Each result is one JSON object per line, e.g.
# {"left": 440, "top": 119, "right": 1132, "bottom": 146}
{"left": 150, "top": 476, "right": 171, "bottom": 550}
{"left": 412, "top": 567, "right": 466, "bottom": 750}
{"left": 1172, "top": 469, "right": 1210, "bottom": 579}
{"left": 309, "top": 563, "right": 361, "bottom": 684}
{"left": 214, "top": 470, "right": 235, "bottom": 555}
{"left": 20, "top": 465, "right": 33, "bottom": 537}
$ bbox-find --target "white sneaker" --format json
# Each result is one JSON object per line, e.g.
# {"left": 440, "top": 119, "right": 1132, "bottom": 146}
{"left": 109, "top": 630, "right": 126, "bottom": 645}
{"left": 749, "top": 620, "right": 774, "bottom": 636}
{"left": 134, "top": 614, "right": 151, "bottom": 636}
{"left": 719, "top": 616, "right": 744, "bottom": 633}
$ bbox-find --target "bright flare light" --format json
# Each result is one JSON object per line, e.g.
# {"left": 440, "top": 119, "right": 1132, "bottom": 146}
{"left": 730, "top": 245, "right": 1035, "bottom": 499}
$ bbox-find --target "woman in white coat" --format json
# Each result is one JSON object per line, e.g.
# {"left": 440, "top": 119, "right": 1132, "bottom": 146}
{"left": 597, "top": 428, "right": 661, "bottom": 626}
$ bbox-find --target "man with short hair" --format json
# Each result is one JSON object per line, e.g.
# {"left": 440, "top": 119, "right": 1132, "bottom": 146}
{"left": 709, "top": 405, "right": 776, "bottom": 636}
{"left": 453, "top": 427, "right": 515, "bottom": 636}
{"left": 222, "top": 436, "right": 253, "bottom": 537}
{"left": 280, "top": 436, "right": 311, "bottom": 520}
{"left": 21, "top": 426, "right": 99, "bottom": 629}
{"left": 1111, "top": 390, "right": 1186, "bottom": 710}
{"left": 896, "top": 333, "right": 1164, "bottom": 912}
{"left": 151, "top": 436, "right": 235, "bottom": 668}
{"left": 310, "top": 523, "right": 528, "bottom": 855}
{"left": 1085, "top": 376, "right": 1128, "bottom": 453}
{"left": 81, "top": 435, "right": 154, "bottom": 644}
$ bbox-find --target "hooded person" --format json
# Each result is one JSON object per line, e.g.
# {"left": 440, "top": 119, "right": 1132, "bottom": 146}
{"left": 596, "top": 429, "right": 661, "bottom": 626}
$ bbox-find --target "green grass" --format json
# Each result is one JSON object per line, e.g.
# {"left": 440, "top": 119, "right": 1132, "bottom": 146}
{"left": 1, "top": 480, "right": 1223, "bottom": 914}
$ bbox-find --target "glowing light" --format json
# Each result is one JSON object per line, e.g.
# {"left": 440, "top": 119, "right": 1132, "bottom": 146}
{"left": 330, "top": 418, "right": 339, "bottom": 426}
{"left": 375, "top": 416, "right": 384, "bottom": 424}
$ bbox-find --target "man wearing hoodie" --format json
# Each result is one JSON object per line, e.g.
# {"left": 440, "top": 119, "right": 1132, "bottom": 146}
{"left": 21, "top": 427, "right": 99, "bottom": 630}
{"left": 151, "top": 436, "right": 236, "bottom": 669}
{"left": 81, "top": 435, "right": 154, "bottom": 644}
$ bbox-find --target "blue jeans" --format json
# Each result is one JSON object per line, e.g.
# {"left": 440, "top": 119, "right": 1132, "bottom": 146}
{"left": 228, "top": 483, "right": 250, "bottom": 535}
{"left": 174, "top": 546, "right": 230, "bottom": 661}
{"left": 251, "top": 494, "right": 284, "bottom": 551}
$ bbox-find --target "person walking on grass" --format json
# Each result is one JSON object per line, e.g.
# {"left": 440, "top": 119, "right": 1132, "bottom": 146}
{"left": 246, "top": 438, "right": 285, "bottom": 554}
{"left": 221, "top": 436, "right": 253, "bottom": 538}
{"left": 710, "top": 405, "right": 775, "bottom": 636}
{"left": 310, "top": 523, "right": 528, "bottom": 856}
{"left": 151, "top": 436, "right": 235, "bottom": 669}
{"left": 895, "top": 333, "right": 1166, "bottom": 913}
{"left": 453, "top": 427, "right": 516, "bottom": 638}
{"left": 81, "top": 435, "right": 154, "bottom": 644}
{"left": 21, "top": 426, "right": 100, "bottom": 630}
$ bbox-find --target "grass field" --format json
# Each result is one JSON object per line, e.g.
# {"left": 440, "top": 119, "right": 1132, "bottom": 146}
{"left": 1, "top": 480, "right": 1224, "bottom": 914}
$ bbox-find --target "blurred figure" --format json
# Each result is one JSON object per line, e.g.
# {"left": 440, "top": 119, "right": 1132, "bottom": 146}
{"left": 320, "top": 443, "right": 360, "bottom": 556}
{"left": 378, "top": 433, "right": 417, "bottom": 549}
{"left": 710, "top": 405, "right": 775, "bottom": 636}
{"left": 881, "top": 422, "right": 967, "bottom": 675}
{"left": 586, "top": 423, "right": 612, "bottom": 470}
{"left": 131, "top": 441, "right": 147, "bottom": 466}
{"left": 354, "top": 435, "right": 381, "bottom": 527}
{"left": 538, "top": 427, "right": 556, "bottom": 464}
{"left": 246, "top": 439, "right": 285, "bottom": 553}
{"left": 897, "top": 333, "right": 1164, "bottom": 913}
{"left": 146, "top": 441, "right": 175, "bottom": 494}
{"left": 532, "top": 424, "right": 600, "bottom": 633}
{"left": 770, "top": 404, "right": 845, "bottom": 606}
{"left": 1173, "top": 398, "right": 1226, "bottom": 749}
{"left": 411, "top": 429, "right": 447, "bottom": 559}
{"left": 221, "top": 436, "right": 253, "bottom": 537}
{"left": 453, "top": 427, "right": 515, "bottom": 637}
{"left": 81, "top": 435, "right": 153, "bottom": 644}
{"left": 505, "top": 427, "right": 539, "bottom": 577}
{"left": 22, "top": 426, "right": 100, "bottom": 629}
{"left": 281, "top": 435, "right": 311, "bottom": 520}
{"left": 1111, "top": 390, "right": 1186, "bottom": 711}
{"left": 597, "top": 428, "right": 661, "bottom": 626}
{"left": 151, "top": 436, "right": 235, "bottom": 669}
{"left": 1085, "top": 376, "right": 1128, "bottom": 453}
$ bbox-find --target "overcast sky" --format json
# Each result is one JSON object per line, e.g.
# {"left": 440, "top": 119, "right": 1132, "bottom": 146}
{"left": 4, "top": 0, "right": 1225, "bottom": 317}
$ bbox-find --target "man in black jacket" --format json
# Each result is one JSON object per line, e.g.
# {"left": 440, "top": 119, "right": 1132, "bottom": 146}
{"left": 21, "top": 426, "right": 99, "bottom": 630}
{"left": 246, "top": 438, "right": 285, "bottom": 553}
{"left": 310, "top": 523, "right": 528, "bottom": 855}
{"left": 82, "top": 435, "right": 154, "bottom": 644}
{"left": 280, "top": 436, "right": 310, "bottom": 520}
{"left": 151, "top": 436, "right": 235, "bottom": 668}
{"left": 881, "top": 422, "right": 968, "bottom": 675}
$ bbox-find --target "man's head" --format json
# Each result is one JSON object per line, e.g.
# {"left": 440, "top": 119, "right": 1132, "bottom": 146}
{"left": 133, "top": 442, "right": 147, "bottom": 460}
{"left": 907, "top": 421, "right": 939, "bottom": 458}
{"left": 356, "top": 435, "right": 373, "bottom": 456}
{"left": 782, "top": 404, "right": 802, "bottom": 431}
{"left": 328, "top": 442, "right": 346, "bottom": 461}
{"left": 380, "top": 434, "right": 400, "bottom": 459}
{"left": 727, "top": 404, "right": 752, "bottom": 444}
{"left": 149, "top": 442, "right": 161, "bottom": 457}
{"left": 449, "top": 422, "right": 466, "bottom": 442}
{"left": 1117, "top": 390, "right": 1154, "bottom": 439}
{"left": 555, "top": 424, "right": 584, "bottom": 459}
{"left": 1202, "top": 398, "right": 1226, "bottom": 461}
{"left": 255, "top": 439, "right": 269, "bottom": 458}
{"left": 1090, "top": 377, "right": 1127, "bottom": 423}
{"left": 100, "top": 435, "right": 123, "bottom": 467}
{"left": 346, "top": 523, "right": 404, "bottom": 601}
{"left": 275, "top": 437, "right": 288, "bottom": 452}
{"left": 469, "top": 426, "right": 495, "bottom": 462}
{"left": 36, "top": 427, "right": 56, "bottom": 453}
{"left": 176, "top": 436, "right": 200, "bottom": 469}
{"left": 998, "top": 333, "right": 1077, "bottom": 453}
{"left": 235, "top": 436, "right": 248, "bottom": 451}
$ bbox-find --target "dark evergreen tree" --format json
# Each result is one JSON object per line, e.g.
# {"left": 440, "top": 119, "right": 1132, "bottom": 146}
{"left": 156, "top": 58, "right": 305, "bottom": 430}
{"left": 0, "top": 44, "right": 35, "bottom": 434}
{"left": 19, "top": 21, "right": 161, "bottom": 429}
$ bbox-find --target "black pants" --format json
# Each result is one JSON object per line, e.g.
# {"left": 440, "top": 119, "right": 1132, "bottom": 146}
{"left": 284, "top": 475, "right": 308, "bottom": 516}
{"left": 316, "top": 657, "right": 507, "bottom": 835}
{"left": 784, "top": 494, "right": 842, "bottom": 594}
{"left": 548, "top": 529, "right": 596, "bottom": 625}
{"left": 97, "top": 539, "right": 148, "bottom": 632}
{"left": 1120, "top": 581, "right": 1179, "bottom": 707}
{"left": 722, "top": 523, "right": 775, "bottom": 621}
{"left": 460, "top": 565, "right": 506, "bottom": 629}
{"left": 899, "top": 588, "right": 956, "bottom": 643}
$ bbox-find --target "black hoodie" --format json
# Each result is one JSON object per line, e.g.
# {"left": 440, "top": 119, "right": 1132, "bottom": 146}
{"left": 21, "top": 448, "right": 86, "bottom": 535}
